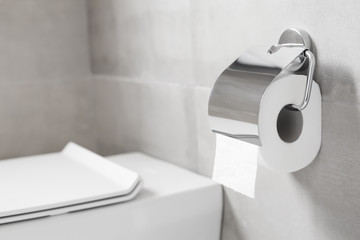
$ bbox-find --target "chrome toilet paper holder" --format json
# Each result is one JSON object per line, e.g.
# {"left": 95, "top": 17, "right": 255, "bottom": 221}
{"left": 268, "top": 28, "right": 315, "bottom": 111}
{"left": 208, "top": 28, "right": 317, "bottom": 146}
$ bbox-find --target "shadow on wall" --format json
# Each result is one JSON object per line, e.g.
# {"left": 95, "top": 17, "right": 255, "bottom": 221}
{"left": 292, "top": 61, "right": 360, "bottom": 239}
{"left": 87, "top": 0, "right": 120, "bottom": 74}
{"left": 221, "top": 189, "right": 248, "bottom": 240}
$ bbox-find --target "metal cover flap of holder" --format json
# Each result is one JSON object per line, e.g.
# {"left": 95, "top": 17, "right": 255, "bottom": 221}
{"left": 208, "top": 46, "right": 306, "bottom": 145}
{"left": 0, "top": 142, "right": 141, "bottom": 221}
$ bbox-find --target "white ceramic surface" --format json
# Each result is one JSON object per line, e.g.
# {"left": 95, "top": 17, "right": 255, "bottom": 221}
{"left": 0, "top": 153, "right": 223, "bottom": 240}
{"left": 0, "top": 142, "right": 141, "bottom": 221}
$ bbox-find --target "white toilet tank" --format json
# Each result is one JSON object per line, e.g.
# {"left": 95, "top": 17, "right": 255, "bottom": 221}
{"left": 0, "top": 152, "right": 222, "bottom": 240}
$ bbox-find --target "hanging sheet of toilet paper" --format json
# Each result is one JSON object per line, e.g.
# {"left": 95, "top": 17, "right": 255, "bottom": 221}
{"left": 212, "top": 134, "right": 258, "bottom": 198}
{"left": 211, "top": 75, "right": 322, "bottom": 199}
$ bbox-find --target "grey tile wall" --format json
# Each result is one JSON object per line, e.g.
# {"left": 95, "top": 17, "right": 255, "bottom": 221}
{"left": 0, "top": 0, "right": 95, "bottom": 159}
{"left": 87, "top": 0, "right": 360, "bottom": 239}
{"left": 94, "top": 76, "right": 199, "bottom": 172}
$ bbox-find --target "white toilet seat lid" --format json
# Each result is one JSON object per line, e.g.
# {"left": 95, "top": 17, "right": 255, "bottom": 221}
{"left": 0, "top": 142, "right": 141, "bottom": 221}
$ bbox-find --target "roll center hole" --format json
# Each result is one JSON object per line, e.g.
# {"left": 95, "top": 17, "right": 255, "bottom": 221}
{"left": 277, "top": 105, "right": 303, "bottom": 143}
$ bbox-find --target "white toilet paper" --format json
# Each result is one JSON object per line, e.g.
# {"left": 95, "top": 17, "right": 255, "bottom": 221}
{"left": 212, "top": 134, "right": 258, "bottom": 198}
{"left": 212, "top": 74, "right": 321, "bottom": 196}
{"left": 258, "top": 74, "right": 321, "bottom": 172}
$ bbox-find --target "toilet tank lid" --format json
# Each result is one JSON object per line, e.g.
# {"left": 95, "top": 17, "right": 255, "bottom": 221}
{"left": 0, "top": 142, "right": 141, "bottom": 218}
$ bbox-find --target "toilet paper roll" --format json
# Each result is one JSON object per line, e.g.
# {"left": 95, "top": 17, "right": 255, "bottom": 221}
{"left": 258, "top": 74, "right": 321, "bottom": 172}
{"left": 213, "top": 134, "right": 258, "bottom": 198}
{"left": 212, "top": 74, "right": 321, "bottom": 196}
